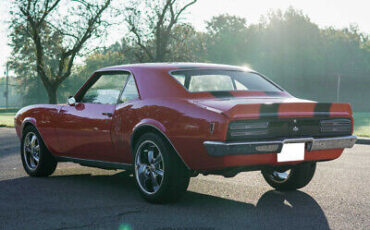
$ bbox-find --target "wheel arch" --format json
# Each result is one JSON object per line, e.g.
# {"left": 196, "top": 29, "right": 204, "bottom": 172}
{"left": 130, "top": 123, "right": 190, "bottom": 170}
{"left": 21, "top": 118, "right": 53, "bottom": 155}
{"left": 21, "top": 118, "right": 38, "bottom": 136}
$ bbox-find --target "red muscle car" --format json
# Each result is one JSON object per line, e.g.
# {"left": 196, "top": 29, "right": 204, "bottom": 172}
{"left": 15, "top": 63, "right": 357, "bottom": 203}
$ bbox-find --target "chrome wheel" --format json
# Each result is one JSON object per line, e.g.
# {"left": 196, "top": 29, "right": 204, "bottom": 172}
{"left": 23, "top": 132, "right": 40, "bottom": 170}
{"left": 269, "top": 170, "right": 291, "bottom": 183}
{"left": 135, "top": 140, "right": 164, "bottom": 195}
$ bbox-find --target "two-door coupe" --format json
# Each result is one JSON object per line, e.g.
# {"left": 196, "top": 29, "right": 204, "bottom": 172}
{"left": 15, "top": 63, "right": 357, "bottom": 203}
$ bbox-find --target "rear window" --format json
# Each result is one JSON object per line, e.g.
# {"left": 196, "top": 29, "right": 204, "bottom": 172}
{"left": 170, "top": 69, "right": 281, "bottom": 92}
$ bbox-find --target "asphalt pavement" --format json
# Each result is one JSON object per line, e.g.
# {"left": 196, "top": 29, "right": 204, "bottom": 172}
{"left": 0, "top": 127, "right": 369, "bottom": 230}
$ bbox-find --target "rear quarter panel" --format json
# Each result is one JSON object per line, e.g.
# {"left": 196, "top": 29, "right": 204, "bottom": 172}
{"left": 113, "top": 98, "right": 227, "bottom": 168}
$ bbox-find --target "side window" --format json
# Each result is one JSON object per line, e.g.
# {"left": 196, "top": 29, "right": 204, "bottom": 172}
{"left": 172, "top": 74, "right": 185, "bottom": 85}
{"left": 235, "top": 80, "right": 248, "bottom": 90}
{"left": 81, "top": 73, "right": 128, "bottom": 104}
{"left": 119, "top": 75, "right": 139, "bottom": 103}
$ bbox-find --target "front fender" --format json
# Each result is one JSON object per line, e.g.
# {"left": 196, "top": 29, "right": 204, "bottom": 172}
{"left": 22, "top": 117, "right": 37, "bottom": 131}
{"left": 14, "top": 117, "right": 37, "bottom": 140}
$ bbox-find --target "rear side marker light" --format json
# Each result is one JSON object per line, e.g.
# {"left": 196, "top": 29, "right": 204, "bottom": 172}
{"left": 210, "top": 122, "right": 215, "bottom": 134}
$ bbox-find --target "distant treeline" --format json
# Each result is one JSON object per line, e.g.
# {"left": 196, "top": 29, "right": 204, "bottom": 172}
{"left": 10, "top": 8, "right": 370, "bottom": 111}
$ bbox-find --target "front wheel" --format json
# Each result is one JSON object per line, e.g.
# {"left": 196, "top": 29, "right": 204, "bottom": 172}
{"left": 261, "top": 162, "right": 316, "bottom": 190}
{"left": 134, "top": 133, "right": 190, "bottom": 203}
{"left": 21, "top": 126, "right": 57, "bottom": 177}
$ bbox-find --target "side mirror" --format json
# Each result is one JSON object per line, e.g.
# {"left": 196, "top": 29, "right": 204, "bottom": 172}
{"left": 67, "top": 96, "right": 76, "bottom": 106}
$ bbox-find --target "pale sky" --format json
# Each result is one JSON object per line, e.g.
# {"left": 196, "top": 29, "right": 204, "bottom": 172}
{"left": 1, "top": 0, "right": 369, "bottom": 77}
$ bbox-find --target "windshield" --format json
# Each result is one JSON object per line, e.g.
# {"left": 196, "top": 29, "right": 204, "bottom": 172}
{"left": 170, "top": 69, "right": 281, "bottom": 93}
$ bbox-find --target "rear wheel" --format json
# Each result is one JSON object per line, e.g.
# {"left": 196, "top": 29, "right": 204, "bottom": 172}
{"left": 21, "top": 126, "right": 57, "bottom": 177}
{"left": 134, "top": 133, "right": 190, "bottom": 203}
{"left": 262, "top": 162, "right": 316, "bottom": 190}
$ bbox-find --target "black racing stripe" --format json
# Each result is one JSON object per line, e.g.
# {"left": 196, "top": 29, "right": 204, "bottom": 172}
{"left": 314, "top": 103, "right": 332, "bottom": 117}
{"left": 210, "top": 91, "right": 234, "bottom": 98}
{"left": 264, "top": 91, "right": 282, "bottom": 97}
{"left": 259, "top": 103, "right": 280, "bottom": 118}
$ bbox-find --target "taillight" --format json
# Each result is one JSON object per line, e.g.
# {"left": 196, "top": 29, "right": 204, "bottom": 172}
{"left": 228, "top": 121, "right": 269, "bottom": 137}
{"left": 320, "top": 119, "right": 352, "bottom": 133}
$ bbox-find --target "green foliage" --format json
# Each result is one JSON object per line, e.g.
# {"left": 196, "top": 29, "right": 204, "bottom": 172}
{"left": 0, "top": 77, "right": 23, "bottom": 107}
{"left": 166, "top": 24, "right": 207, "bottom": 62}
{"left": 248, "top": 9, "right": 324, "bottom": 89}
{"left": 203, "top": 9, "right": 369, "bottom": 111}
{"left": 205, "top": 14, "right": 249, "bottom": 65}
{"left": 7, "top": 5, "right": 370, "bottom": 112}
{"left": 9, "top": 0, "right": 114, "bottom": 104}
{"left": 353, "top": 113, "right": 370, "bottom": 137}
{"left": 58, "top": 48, "right": 125, "bottom": 101}
{"left": 124, "top": 0, "right": 198, "bottom": 62}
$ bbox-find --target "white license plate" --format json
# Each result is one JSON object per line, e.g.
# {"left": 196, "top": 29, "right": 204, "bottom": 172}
{"left": 277, "top": 143, "right": 305, "bottom": 162}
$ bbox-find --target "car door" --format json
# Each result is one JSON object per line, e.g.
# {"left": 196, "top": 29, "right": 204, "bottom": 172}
{"left": 111, "top": 74, "right": 141, "bottom": 163}
{"left": 55, "top": 71, "right": 129, "bottom": 162}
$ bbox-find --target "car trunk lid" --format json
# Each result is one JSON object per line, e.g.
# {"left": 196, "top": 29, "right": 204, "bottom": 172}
{"left": 191, "top": 97, "right": 353, "bottom": 119}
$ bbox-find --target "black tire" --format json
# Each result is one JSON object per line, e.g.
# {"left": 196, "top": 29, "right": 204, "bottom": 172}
{"left": 133, "top": 133, "right": 190, "bottom": 203}
{"left": 262, "top": 162, "right": 316, "bottom": 190}
{"left": 21, "top": 125, "right": 57, "bottom": 177}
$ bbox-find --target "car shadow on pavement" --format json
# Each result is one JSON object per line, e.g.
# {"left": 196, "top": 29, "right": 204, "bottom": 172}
{"left": 0, "top": 171, "right": 329, "bottom": 230}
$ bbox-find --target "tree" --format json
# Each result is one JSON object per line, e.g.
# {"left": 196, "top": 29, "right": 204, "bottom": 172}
{"left": 124, "top": 0, "right": 197, "bottom": 62}
{"left": 9, "top": 0, "right": 113, "bottom": 104}
{"left": 249, "top": 8, "right": 324, "bottom": 89}
{"left": 165, "top": 24, "right": 207, "bottom": 62}
{"left": 59, "top": 46, "right": 126, "bottom": 99}
{"left": 205, "top": 14, "right": 249, "bottom": 65}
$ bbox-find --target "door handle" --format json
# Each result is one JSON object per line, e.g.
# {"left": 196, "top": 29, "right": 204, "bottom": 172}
{"left": 102, "top": 112, "right": 113, "bottom": 117}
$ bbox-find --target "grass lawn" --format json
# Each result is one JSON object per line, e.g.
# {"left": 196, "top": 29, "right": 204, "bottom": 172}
{"left": 1, "top": 111, "right": 369, "bottom": 137}
{"left": 353, "top": 112, "right": 370, "bottom": 137}
{"left": 0, "top": 112, "right": 16, "bottom": 127}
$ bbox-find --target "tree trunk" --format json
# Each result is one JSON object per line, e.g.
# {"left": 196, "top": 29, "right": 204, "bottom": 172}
{"left": 46, "top": 85, "right": 58, "bottom": 104}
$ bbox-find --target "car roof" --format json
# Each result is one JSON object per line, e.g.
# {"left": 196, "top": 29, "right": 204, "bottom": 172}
{"left": 95, "top": 62, "right": 253, "bottom": 72}
{"left": 93, "top": 63, "right": 257, "bottom": 99}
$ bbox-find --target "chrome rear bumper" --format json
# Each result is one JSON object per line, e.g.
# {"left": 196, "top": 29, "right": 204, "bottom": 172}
{"left": 203, "top": 135, "right": 357, "bottom": 157}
